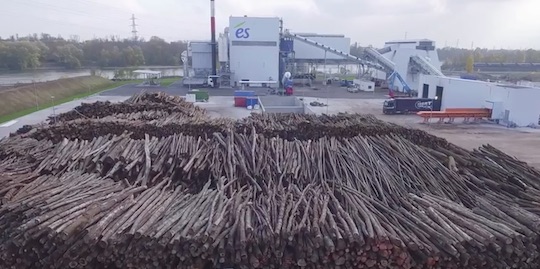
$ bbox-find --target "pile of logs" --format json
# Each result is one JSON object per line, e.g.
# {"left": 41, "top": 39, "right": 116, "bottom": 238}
{"left": 2, "top": 92, "right": 540, "bottom": 268}
{"left": 52, "top": 92, "right": 206, "bottom": 123}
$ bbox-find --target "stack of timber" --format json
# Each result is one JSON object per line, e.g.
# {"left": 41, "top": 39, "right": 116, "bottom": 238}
{"left": 1, "top": 92, "right": 540, "bottom": 269}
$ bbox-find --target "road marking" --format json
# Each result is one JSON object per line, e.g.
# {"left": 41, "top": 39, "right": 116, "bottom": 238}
{"left": 0, "top": 120, "right": 17, "bottom": 127}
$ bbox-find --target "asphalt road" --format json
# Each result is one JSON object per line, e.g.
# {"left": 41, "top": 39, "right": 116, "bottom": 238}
{"left": 0, "top": 95, "right": 129, "bottom": 138}
{"left": 99, "top": 82, "right": 389, "bottom": 99}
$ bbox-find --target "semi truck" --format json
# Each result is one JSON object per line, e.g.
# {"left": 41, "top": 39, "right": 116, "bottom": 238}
{"left": 383, "top": 98, "right": 440, "bottom": 114}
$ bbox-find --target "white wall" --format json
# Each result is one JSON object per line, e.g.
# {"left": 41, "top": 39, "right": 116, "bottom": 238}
{"left": 293, "top": 34, "right": 351, "bottom": 60}
{"left": 229, "top": 17, "right": 280, "bottom": 83}
{"left": 506, "top": 88, "right": 540, "bottom": 126}
{"left": 419, "top": 75, "right": 540, "bottom": 126}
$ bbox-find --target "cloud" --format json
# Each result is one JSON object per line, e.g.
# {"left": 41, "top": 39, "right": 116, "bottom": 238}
{"left": 0, "top": 0, "right": 538, "bottom": 48}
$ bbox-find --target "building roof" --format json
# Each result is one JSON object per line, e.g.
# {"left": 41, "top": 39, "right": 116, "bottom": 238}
{"left": 293, "top": 33, "right": 346, "bottom": 38}
{"left": 497, "top": 84, "right": 540, "bottom": 90}
{"left": 384, "top": 39, "right": 434, "bottom": 44}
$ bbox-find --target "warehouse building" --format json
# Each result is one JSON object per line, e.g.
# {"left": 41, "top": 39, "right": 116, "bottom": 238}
{"left": 417, "top": 75, "right": 540, "bottom": 127}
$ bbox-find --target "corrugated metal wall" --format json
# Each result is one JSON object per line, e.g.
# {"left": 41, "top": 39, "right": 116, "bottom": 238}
{"left": 190, "top": 42, "right": 213, "bottom": 72}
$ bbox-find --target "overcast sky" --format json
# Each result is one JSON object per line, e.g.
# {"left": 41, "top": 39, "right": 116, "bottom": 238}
{"left": 1, "top": 0, "right": 538, "bottom": 49}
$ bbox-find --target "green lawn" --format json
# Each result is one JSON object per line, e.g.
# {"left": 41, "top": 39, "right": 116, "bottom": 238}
{"left": 0, "top": 77, "right": 183, "bottom": 124}
{"left": 160, "top": 77, "right": 181, "bottom": 87}
{"left": 0, "top": 80, "right": 136, "bottom": 124}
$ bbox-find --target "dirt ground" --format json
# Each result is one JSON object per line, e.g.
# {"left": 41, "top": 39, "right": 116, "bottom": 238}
{"left": 303, "top": 98, "right": 540, "bottom": 169}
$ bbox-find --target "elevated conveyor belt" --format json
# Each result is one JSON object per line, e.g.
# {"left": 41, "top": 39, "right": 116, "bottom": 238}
{"left": 364, "top": 47, "right": 396, "bottom": 72}
{"left": 286, "top": 33, "right": 385, "bottom": 71}
{"left": 377, "top": 47, "right": 392, "bottom": 55}
{"left": 410, "top": 55, "right": 444, "bottom": 76}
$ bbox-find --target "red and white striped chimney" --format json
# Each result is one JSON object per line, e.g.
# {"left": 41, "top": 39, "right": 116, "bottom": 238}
{"left": 210, "top": 0, "right": 217, "bottom": 78}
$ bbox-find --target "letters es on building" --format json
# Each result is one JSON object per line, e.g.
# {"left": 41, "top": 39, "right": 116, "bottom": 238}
{"left": 234, "top": 22, "right": 250, "bottom": 39}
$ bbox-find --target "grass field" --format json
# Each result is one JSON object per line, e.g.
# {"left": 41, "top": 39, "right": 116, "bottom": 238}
{"left": 0, "top": 77, "right": 139, "bottom": 124}
{"left": 0, "top": 76, "right": 183, "bottom": 124}
{"left": 160, "top": 77, "right": 181, "bottom": 87}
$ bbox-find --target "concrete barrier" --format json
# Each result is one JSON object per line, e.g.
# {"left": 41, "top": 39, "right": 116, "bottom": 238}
{"left": 259, "top": 96, "right": 305, "bottom": 114}
{"left": 304, "top": 104, "right": 317, "bottom": 114}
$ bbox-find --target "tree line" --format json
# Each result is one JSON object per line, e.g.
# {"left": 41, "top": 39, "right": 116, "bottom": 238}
{"left": 438, "top": 47, "right": 540, "bottom": 71}
{"left": 1, "top": 34, "right": 539, "bottom": 71}
{"left": 0, "top": 34, "right": 187, "bottom": 70}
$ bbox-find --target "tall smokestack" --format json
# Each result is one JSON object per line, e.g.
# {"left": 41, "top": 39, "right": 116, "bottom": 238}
{"left": 210, "top": 0, "right": 217, "bottom": 80}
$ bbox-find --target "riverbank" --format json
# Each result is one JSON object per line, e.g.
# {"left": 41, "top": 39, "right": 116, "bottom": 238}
{"left": 0, "top": 66, "right": 184, "bottom": 85}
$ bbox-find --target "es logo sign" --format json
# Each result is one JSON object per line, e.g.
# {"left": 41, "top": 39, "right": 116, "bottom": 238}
{"left": 234, "top": 22, "right": 250, "bottom": 39}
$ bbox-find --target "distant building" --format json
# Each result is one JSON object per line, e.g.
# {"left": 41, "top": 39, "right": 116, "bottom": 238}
{"left": 474, "top": 63, "right": 540, "bottom": 72}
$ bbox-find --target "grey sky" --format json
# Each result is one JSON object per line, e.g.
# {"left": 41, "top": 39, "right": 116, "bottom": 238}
{"left": 1, "top": 0, "right": 538, "bottom": 49}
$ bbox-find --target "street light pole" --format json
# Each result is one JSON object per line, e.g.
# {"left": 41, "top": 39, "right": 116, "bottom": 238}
{"left": 33, "top": 80, "right": 39, "bottom": 110}
{"left": 51, "top": 96, "right": 56, "bottom": 124}
{"left": 429, "top": 95, "right": 439, "bottom": 125}
{"left": 324, "top": 50, "right": 328, "bottom": 114}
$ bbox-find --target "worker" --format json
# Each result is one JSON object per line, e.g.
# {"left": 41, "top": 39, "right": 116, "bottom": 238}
{"left": 388, "top": 88, "right": 395, "bottom": 98}
{"left": 448, "top": 156, "right": 458, "bottom": 172}
{"left": 282, "top": 72, "right": 294, "bottom": 96}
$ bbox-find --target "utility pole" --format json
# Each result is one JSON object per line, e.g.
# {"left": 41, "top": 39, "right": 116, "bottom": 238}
{"left": 130, "top": 14, "right": 138, "bottom": 41}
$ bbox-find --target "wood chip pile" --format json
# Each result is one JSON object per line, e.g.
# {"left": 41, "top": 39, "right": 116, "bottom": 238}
{"left": 1, "top": 92, "right": 540, "bottom": 269}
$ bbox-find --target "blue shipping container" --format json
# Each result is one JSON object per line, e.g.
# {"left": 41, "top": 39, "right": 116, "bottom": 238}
{"left": 246, "top": 97, "right": 259, "bottom": 107}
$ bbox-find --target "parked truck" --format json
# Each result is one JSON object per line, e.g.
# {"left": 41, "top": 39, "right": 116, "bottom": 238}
{"left": 383, "top": 98, "right": 440, "bottom": 114}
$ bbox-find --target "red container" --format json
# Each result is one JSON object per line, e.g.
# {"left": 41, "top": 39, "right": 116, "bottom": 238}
{"left": 234, "top": 97, "right": 246, "bottom": 107}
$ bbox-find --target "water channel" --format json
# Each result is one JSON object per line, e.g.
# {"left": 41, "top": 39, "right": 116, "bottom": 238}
{"left": 0, "top": 67, "right": 184, "bottom": 85}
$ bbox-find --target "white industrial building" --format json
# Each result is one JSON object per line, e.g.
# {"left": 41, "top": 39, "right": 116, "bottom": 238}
{"left": 417, "top": 75, "right": 540, "bottom": 127}
{"left": 228, "top": 16, "right": 280, "bottom": 84}
{"left": 365, "top": 39, "right": 444, "bottom": 92}
{"left": 187, "top": 16, "right": 446, "bottom": 94}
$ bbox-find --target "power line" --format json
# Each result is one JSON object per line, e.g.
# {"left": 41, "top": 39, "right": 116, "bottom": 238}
{"left": 1, "top": 0, "right": 199, "bottom": 41}
{"left": 130, "top": 14, "right": 138, "bottom": 41}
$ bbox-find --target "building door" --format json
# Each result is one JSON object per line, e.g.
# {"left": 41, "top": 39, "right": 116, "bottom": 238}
{"left": 434, "top": 86, "right": 444, "bottom": 110}
{"left": 422, "top": 84, "right": 429, "bottom": 98}
{"left": 504, "top": 110, "right": 510, "bottom": 122}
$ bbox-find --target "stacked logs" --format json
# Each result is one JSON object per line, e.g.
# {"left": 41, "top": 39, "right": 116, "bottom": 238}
{"left": 2, "top": 92, "right": 540, "bottom": 268}
{"left": 31, "top": 107, "right": 448, "bottom": 148}
{"left": 52, "top": 92, "right": 206, "bottom": 123}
